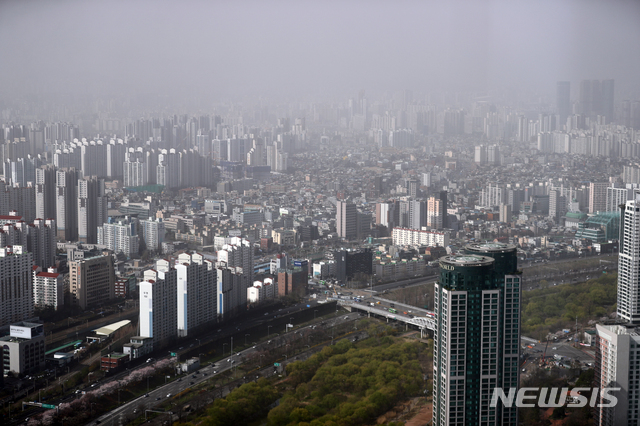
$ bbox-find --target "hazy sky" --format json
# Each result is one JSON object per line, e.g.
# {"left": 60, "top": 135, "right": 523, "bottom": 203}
{"left": 1, "top": 0, "right": 639, "bottom": 102}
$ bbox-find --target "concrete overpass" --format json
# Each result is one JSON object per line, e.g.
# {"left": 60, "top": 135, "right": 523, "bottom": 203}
{"left": 337, "top": 298, "right": 436, "bottom": 337}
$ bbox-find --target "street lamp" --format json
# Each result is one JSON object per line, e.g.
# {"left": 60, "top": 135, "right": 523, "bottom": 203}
{"left": 267, "top": 325, "right": 272, "bottom": 337}
{"left": 199, "top": 353, "right": 205, "bottom": 364}
{"left": 244, "top": 334, "right": 250, "bottom": 346}
{"left": 314, "top": 310, "right": 318, "bottom": 319}
{"left": 196, "top": 338, "right": 201, "bottom": 347}
{"left": 259, "top": 354, "right": 264, "bottom": 368}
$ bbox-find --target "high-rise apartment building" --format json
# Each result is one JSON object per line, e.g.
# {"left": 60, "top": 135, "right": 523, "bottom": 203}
{"left": 589, "top": 182, "right": 609, "bottom": 213}
{"left": 0, "top": 245, "right": 34, "bottom": 327}
{"left": 548, "top": 189, "right": 567, "bottom": 224}
{"left": 123, "top": 149, "right": 147, "bottom": 187}
{"left": 97, "top": 217, "right": 139, "bottom": 257}
{"left": 56, "top": 168, "right": 79, "bottom": 241}
{"left": 140, "top": 218, "right": 165, "bottom": 252}
{"left": 77, "top": 177, "right": 107, "bottom": 244}
{"left": 606, "top": 185, "right": 632, "bottom": 212}
{"left": 617, "top": 191, "right": 640, "bottom": 324}
{"left": 69, "top": 254, "right": 115, "bottom": 310}
{"left": 35, "top": 165, "right": 56, "bottom": 221}
{"left": 433, "top": 243, "right": 521, "bottom": 426}
{"left": 28, "top": 218, "right": 56, "bottom": 269}
{"left": 33, "top": 266, "right": 64, "bottom": 310}
{"left": 216, "top": 266, "right": 245, "bottom": 319}
{"left": 175, "top": 252, "right": 217, "bottom": 337}
{"left": 336, "top": 201, "right": 357, "bottom": 240}
{"left": 139, "top": 267, "right": 178, "bottom": 349}
{"left": 594, "top": 323, "right": 640, "bottom": 426}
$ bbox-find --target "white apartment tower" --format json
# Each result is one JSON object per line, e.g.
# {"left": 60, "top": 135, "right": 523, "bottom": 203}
{"left": 97, "top": 217, "right": 139, "bottom": 257}
{"left": 0, "top": 246, "right": 34, "bottom": 327}
{"left": 617, "top": 190, "right": 640, "bottom": 324}
{"left": 175, "top": 252, "right": 217, "bottom": 337}
{"left": 139, "top": 268, "right": 178, "bottom": 348}
{"left": 33, "top": 267, "right": 64, "bottom": 310}
{"left": 595, "top": 324, "right": 640, "bottom": 426}
{"left": 140, "top": 218, "right": 165, "bottom": 252}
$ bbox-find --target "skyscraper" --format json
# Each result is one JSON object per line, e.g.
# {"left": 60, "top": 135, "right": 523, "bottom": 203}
{"left": 140, "top": 267, "right": 178, "bottom": 348}
{"left": 617, "top": 190, "right": 640, "bottom": 324}
{"left": 556, "top": 81, "right": 571, "bottom": 128}
{"left": 77, "top": 177, "right": 107, "bottom": 244}
{"left": 594, "top": 323, "right": 640, "bottom": 425}
{"left": 56, "top": 168, "right": 79, "bottom": 241}
{"left": 0, "top": 245, "right": 34, "bottom": 327}
{"left": 433, "top": 243, "right": 520, "bottom": 426}
{"left": 176, "top": 252, "right": 217, "bottom": 337}
{"left": 35, "top": 165, "right": 56, "bottom": 221}
{"left": 590, "top": 182, "right": 609, "bottom": 214}
{"left": 336, "top": 201, "right": 357, "bottom": 240}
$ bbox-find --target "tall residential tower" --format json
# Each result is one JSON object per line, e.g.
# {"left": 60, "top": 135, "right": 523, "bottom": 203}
{"left": 433, "top": 243, "right": 521, "bottom": 426}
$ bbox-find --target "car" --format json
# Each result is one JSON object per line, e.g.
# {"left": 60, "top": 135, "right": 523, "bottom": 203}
{"left": 213, "top": 370, "right": 217, "bottom": 374}
{"left": 179, "top": 346, "right": 184, "bottom": 350}
{"left": 166, "top": 393, "right": 172, "bottom": 398}
{"left": 217, "top": 329, "right": 221, "bottom": 332}
{"left": 192, "top": 375, "right": 197, "bottom": 378}
{"left": 522, "top": 369, "right": 526, "bottom": 372}
{"left": 133, "top": 409, "right": 139, "bottom": 414}
{"left": 177, "top": 378, "right": 182, "bottom": 382}
{"left": 264, "top": 312, "right": 269, "bottom": 316}
{"left": 202, "top": 373, "right": 207, "bottom": 376}
{"left": 144, "top": 393, "right": 149, "bottom": 398}
{"left": 252, "top": 346, "right": 256, "bottom": 349}
{"left": 156, "top": 397, "right": 161, "bottom": 400}
{"left": 552, "top": 347, "right": 557, "bottom": 350}
{"left": 190, "top": 381, "right": 195, "bottom": 385}
{"left": 189, "top": 343, "right": 194, "bottom": 347}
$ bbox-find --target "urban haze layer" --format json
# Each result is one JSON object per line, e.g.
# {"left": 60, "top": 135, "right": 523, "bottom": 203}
{"left": 1, "top": 1, "right": 640, "bottom": 426}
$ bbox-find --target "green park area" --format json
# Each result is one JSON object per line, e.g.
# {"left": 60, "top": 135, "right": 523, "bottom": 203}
{"left": 521, "top": 272, "right": 617, "bottom": 340}
{"left": 173, "top": 323, "right": 428, "bottom": 426}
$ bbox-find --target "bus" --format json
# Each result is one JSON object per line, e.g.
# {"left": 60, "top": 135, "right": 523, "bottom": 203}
{"left": 389, "top": 308, "right": 397, "bottom": 314}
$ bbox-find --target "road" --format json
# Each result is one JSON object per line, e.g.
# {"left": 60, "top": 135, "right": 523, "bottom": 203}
{"left": 93, "top": 311, "right": 364, "bottom": 425}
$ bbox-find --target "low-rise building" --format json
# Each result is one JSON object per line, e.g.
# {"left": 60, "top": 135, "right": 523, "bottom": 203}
{"left": 0, "top": 322, "right": 45, "bottom": 375}
{"left": 101, "top": 352, "right": 130, "bottom": 372}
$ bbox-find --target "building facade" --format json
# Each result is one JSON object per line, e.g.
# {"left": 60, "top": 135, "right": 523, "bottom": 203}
{"left": 139, "top": 268, "right": 178, "bottom": 349}
{"left": 176, "top": 252, "right": 217, "bottom": 337}
{"left": 433, "top": 242, "right": 521, "bottom": 426}
{"left": 617, "top": 191, "right": 640, "bottom": 324}
{"left": 69, "top": 254, "right": 115, "bottom": 310}
{"left": 595, "top": 323, "right": 640, "bottom": 426}
{"left": 0, "top": 246, "right": 34, "bottom": 326}
{"left": 33, "top": 267, "right": 64, "bottom": 310}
